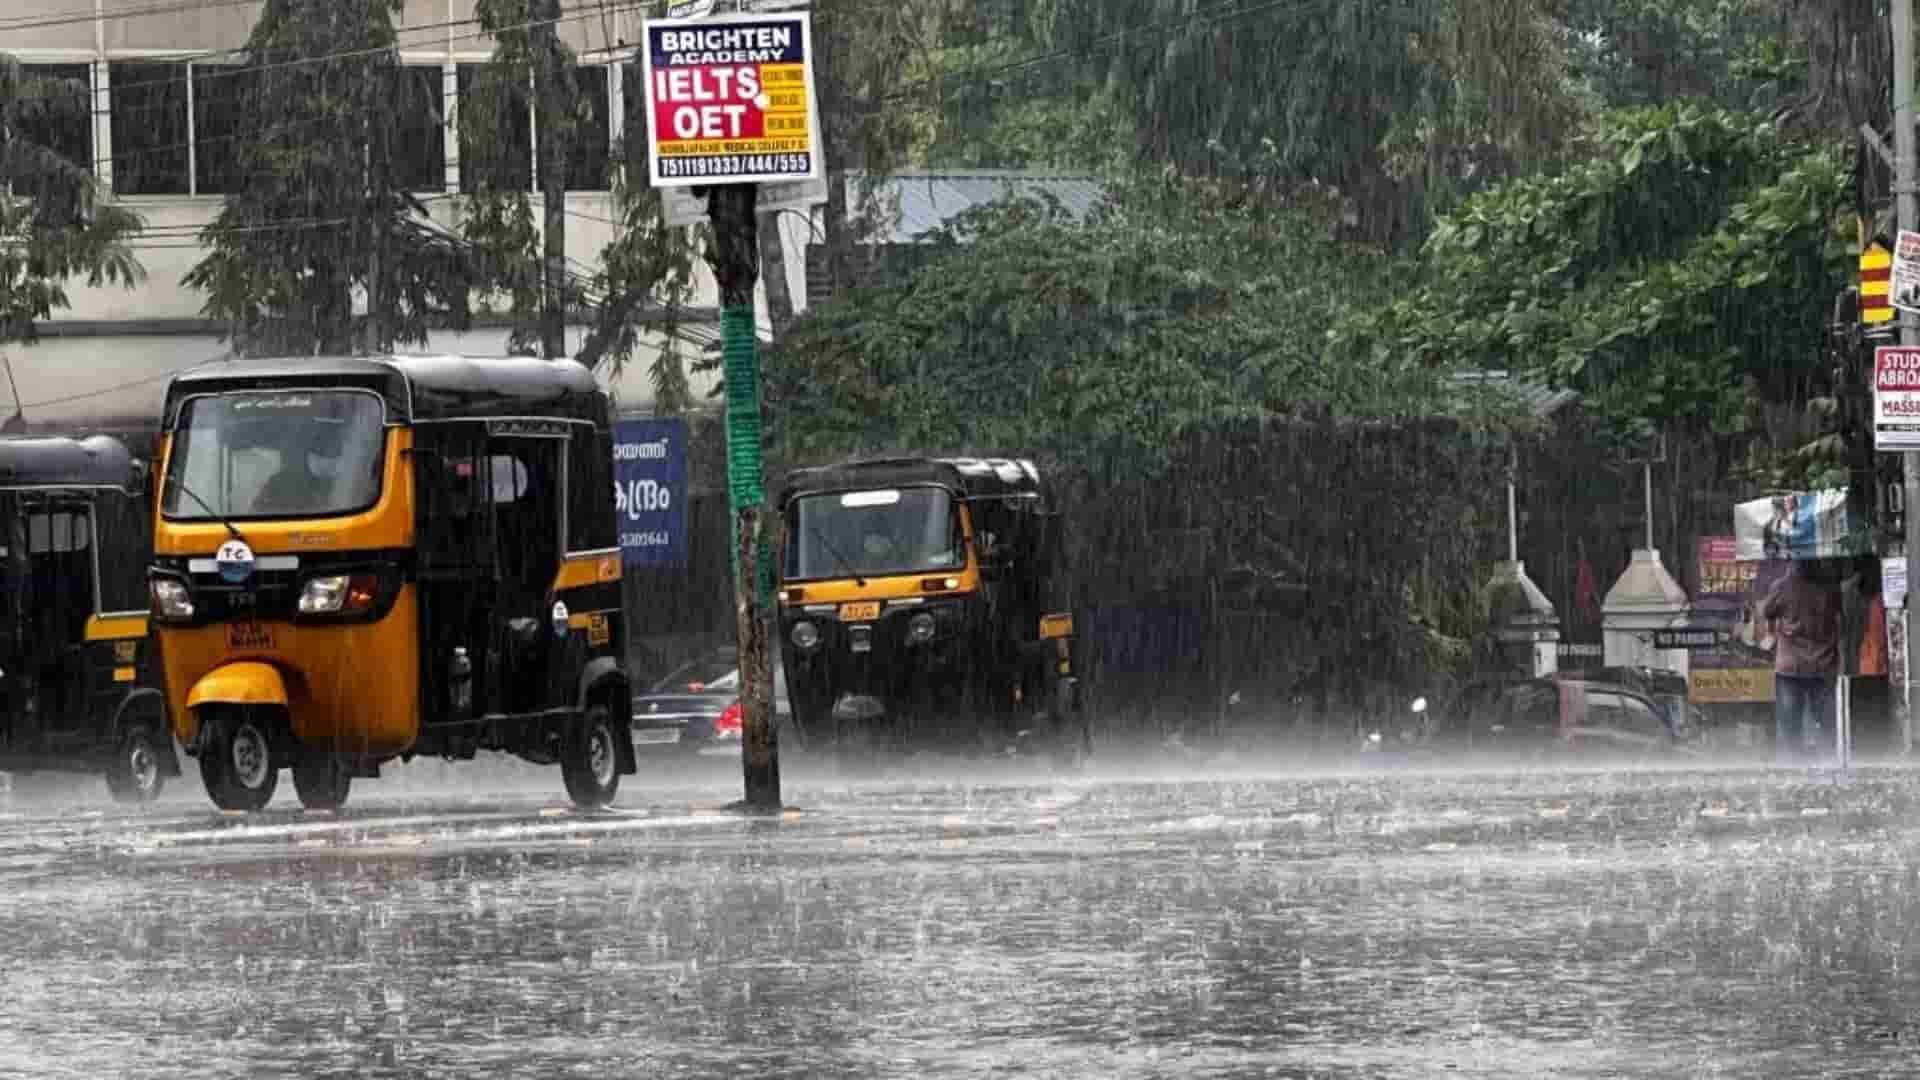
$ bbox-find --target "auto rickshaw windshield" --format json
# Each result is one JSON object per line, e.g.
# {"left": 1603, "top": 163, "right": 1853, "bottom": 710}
{"left": 785, "top": 487, "right": 964, "bottom": 580}
{"left": 161, "top": 390, "right": 388, "bottom": 521}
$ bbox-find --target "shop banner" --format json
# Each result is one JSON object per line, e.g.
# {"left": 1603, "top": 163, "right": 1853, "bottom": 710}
{"left": 1733, "top": 490, "right": 1868, "bottom": 562}
{"left": 1690, "top": 537, "right": 1781, "bottom": 703}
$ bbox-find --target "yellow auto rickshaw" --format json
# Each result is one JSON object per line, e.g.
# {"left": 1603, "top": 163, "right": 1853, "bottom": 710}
{"left": 0, "top": 434, "right": 176, "bottom": 802}
{"left": 148, "top": 355, "right": 635, "bottom": 810}
{"left": 775, "top": 456, "right": 1086, "bottom": 760}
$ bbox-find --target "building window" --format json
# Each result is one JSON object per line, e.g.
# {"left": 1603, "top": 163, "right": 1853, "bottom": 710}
{"left": 17, "top": 64, "right": 93, "bottom": 175}
{"left": 388, "top": 65, "right": 446, "bottom": 193}
{"left": 191, "top": 63, "right": 252, "bottom": 196}
{"left": 457, "top": 63, "right": 531, "bottom": 194}
{"left": 563, "top": 65, "right": 610, "bottom": 192}
{"left": 108, "top": 61, "right": 190, "bottom": 195}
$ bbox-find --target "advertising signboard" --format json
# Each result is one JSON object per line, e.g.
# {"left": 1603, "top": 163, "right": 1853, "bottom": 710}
{"left": 1877, "top": 345, "right": 1920, "bottom": 451}
{"left": 612, "top": 418, "right": 689, "bottom": 569}
{"left": 1689, "top": 537, "right": 1779, "bottom": 703}
{"left": 641, "top": 11, "right": 823, "bottom": 188}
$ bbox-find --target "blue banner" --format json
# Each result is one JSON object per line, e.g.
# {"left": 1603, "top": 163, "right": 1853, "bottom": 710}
{"left": 612, "top": 418, "right": 688, "bottom": 569}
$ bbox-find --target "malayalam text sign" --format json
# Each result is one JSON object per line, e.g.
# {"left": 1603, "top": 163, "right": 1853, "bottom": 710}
{"left": 1876, "top": 345, "right": 1920, "bottom": 451}
{"left": 613, "top": 418, "right": 689, "bottom": 569}
{"left": 641, "top": 11, "right": 822, "bottom": 188}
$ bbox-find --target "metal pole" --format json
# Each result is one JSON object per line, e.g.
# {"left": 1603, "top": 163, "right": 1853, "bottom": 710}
{"left": 1899, "top": 0, "right": 1918, "bottom": 756}
{"left": 1507, "top": 446, "right": 1518, "bottom": 563}
{"left": 1643, "top": 461, "right": 1654, "bottom": 552}
{"left": 535, "top": 0, "right": 567, "bottom": 361}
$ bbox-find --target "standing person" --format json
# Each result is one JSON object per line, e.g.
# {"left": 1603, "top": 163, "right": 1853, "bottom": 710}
{"left": 1762, "top": 559, "right": 1841, "bottom": 764}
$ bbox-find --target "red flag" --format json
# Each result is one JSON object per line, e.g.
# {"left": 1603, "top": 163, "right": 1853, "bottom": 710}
{"left": 1575, "top": 545, "right": 1601, "bottom": 627}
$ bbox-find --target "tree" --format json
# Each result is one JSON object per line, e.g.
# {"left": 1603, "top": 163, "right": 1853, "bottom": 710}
{"left": 761, "top": 177, "right": 1529, "bottom": 713}
{"left": 0, "top": 56, "right": 143, "bottom": 347}
{"left": 184, "top": 0, "right": 471, "bottom": 356}
{"left": 1329, "top": 105, "right": 1854, "bottom": 486}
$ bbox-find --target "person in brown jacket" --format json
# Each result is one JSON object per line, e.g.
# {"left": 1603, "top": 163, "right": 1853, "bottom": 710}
{"left": 1762, "top": 560, "right": 1841, "bottom": 765}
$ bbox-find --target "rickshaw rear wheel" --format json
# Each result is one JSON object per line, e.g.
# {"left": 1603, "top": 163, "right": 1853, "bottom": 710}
{"left": 292, "top": 751, "right": 352, "bottom": 811}
{"left": 106, "top": 721, "right": 166, "bottom": 805}
{"left": 198, "top": 707, "right": 279, "bottom": 812}
{"left": 562, "top": 703, "right": 620, "bottom": 809}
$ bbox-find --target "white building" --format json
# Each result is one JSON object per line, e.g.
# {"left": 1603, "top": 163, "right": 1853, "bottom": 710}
{"left": 0, "top": 0, "right": 816, "bottom": 428}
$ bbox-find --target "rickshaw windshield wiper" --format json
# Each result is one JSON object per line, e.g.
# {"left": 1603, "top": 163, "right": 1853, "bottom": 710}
{"left": 805, "top": 520, "right": 865, "bottom": 587}
{"left": 167, "top": 478, "right": 246, "bottom": 543}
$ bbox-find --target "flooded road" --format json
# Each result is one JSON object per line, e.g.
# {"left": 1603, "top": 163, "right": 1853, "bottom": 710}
{"left": 3, "top": 760, "right": 1919, "bottom": 1077}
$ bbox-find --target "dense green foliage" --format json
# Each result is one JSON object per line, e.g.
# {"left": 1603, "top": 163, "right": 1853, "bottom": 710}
{"left": 765, "top": 176, "right": 1523, "bottom": 469}
{"left": 184, "top": 0, "right": 471, "bottom": 356}
{"left": 1332, "top": 107, "right": 1854, "bottom": 454}
{"left": 0, "top": 55, "right": 143, "bottom": 346}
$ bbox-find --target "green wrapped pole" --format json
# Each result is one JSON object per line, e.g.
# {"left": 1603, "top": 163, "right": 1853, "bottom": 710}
{"left": 708, "top": 184, "right": 779, "bottom": 811}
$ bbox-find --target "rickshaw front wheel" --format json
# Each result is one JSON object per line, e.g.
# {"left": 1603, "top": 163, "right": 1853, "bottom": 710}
{"left": 562, "top": 703, "right": 620, "bottom": 809}
{"left": 198, "top": 707, "right": 279, "bottom": 812}
{"left": 106, "top": 721, "right": 166, "bottom": 805}
{"left": 292, "top": 751, "right": 352, "bottom": 811}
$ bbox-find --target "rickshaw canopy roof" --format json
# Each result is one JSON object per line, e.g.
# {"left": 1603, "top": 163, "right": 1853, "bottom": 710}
{"left": 0, "top": 434, "right": 137, "bottom": 491}
{"left": 779, "top": 457, "right": 1047, "bottom": 509}
{"left": 161, "top": 354, "right": 609, "bottom": 428}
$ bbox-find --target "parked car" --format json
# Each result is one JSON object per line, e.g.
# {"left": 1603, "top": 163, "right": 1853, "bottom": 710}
{"left": 630, "top": 646, "right": 792, "bottom": 757}
{"left": 1363, "top": 674, "right": 1705, "bottom": 765}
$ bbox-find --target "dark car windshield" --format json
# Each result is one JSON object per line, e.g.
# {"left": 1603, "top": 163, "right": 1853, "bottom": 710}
{"left": 162, "top": 390, "right": 387, "bottom": 521}
{"left": 784, "top": 487, "right": 963, "bottom": 580}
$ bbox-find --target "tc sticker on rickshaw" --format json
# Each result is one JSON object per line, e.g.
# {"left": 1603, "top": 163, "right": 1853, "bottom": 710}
{"left": 228, "top": 622, "right": 274, "bottom": 650}
{"left": 839, "top": 601, "right": 880, "bottom": 622}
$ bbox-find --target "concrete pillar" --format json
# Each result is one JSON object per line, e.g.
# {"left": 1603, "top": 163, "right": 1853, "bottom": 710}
{"left": 1602, "top": 547, "right": 1691, "bottom": 675}
{"left": 1487, "top": 560, "right": 1560, "bottom": 678}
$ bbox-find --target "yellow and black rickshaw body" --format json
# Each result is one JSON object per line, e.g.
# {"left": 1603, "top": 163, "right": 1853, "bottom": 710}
{"left": 775, "top": 456, "right": 1085, "bottom": 757}
{"left": 0, "top": 434, "right": 178, "bottom": 802}
{"left": 149, "top": 355, "right": 634, "bottom": 811}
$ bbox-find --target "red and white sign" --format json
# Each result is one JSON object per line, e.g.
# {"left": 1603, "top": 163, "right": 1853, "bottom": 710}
{"left": 1875, "top": 345, "right": 1920, "bottom": 451}
{"left": 641, "top": 11, "right": 822, "bottom": 188}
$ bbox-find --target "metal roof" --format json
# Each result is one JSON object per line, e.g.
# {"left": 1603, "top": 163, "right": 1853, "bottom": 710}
{"left": 845, "top": 170, "right": 1107, "bottom": 244}
{"left": 0, "top": 434, "right": 138, "bottom": 490}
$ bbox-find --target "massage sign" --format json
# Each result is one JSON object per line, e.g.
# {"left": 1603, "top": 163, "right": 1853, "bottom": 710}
{"left": 641, "top": 11, "right": 823, "bottom": 187}
{"left": 1875, "top": 345, "right": 1920, "bottom": 451}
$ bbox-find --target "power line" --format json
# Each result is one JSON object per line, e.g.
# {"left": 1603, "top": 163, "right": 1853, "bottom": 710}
{"left": 5, "top": 0, "right": 637, "bottom": 126}
{"left": 0, "top": 0, "right": 263, "bottom": 33}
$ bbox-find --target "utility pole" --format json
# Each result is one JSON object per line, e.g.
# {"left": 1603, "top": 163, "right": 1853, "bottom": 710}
{"left": 706, "top": 183, "right": 780, "bottom": 810}
{"left": 533, "top": 0, "right": 567, "bottom": 360}
{"left": 1899, "top": 0, "right": 1918, "bottom": 754}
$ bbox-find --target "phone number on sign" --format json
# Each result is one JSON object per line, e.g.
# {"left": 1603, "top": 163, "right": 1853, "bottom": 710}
{"left": 658, "top": 154, "right": 811, "bottom": 178}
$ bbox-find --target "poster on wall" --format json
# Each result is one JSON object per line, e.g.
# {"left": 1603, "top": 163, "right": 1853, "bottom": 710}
{"left": 613, "top": 418, "right": 689, "bottom": 569}
{"left": 1732, "top": 489, "right": 1869, "bottom": 562}
{"left": 1689, "top": 537, "right": 1781, "bottom": 703}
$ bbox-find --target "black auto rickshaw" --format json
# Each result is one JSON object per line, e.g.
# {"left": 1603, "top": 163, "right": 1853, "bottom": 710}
{"left": 774, "top": 456, "right": 1086, "bottom": 759}
{"left": 148, "top": 355, "right": 635, "bottom": 811}
{"left": 0, "top": 434, "right": 176, "bottom": 802}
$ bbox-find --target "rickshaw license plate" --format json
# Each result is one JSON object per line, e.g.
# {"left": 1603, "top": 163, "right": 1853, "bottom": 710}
{"left": 839, "top": 601, "right": 880, "bottom": 621}
{"left": 228, "top": 621, "right": 274, "bottom": 650}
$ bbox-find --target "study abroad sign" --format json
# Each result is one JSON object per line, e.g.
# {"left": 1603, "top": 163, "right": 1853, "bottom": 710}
{"left": 640, "top": 11, "right": 823, "bottom": 188}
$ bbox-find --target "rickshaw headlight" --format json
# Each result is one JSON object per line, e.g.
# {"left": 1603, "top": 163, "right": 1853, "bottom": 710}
{"left": 150, "top": 577, "right": 193, "bottom": 620}
{"left": 907, "top": 612, "right": 936, "bottom": 644}
{"left": 299, "top": 573, "right": 379, "bottom": 615}
{"left": 790, "top": 620, "right": 820, "bottom": 651}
